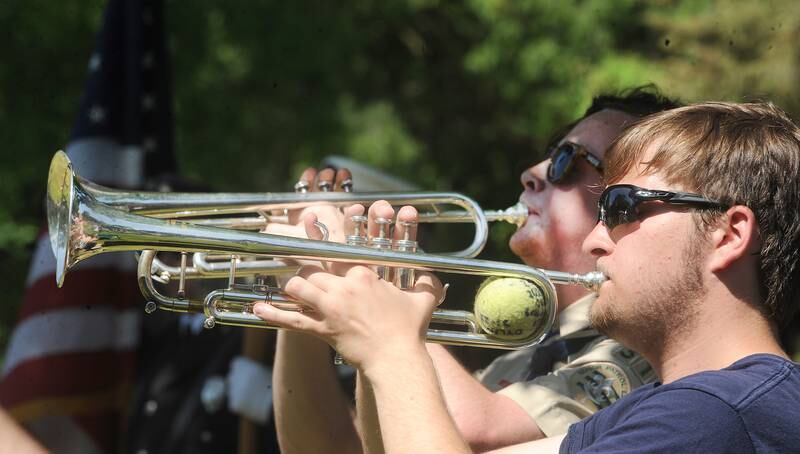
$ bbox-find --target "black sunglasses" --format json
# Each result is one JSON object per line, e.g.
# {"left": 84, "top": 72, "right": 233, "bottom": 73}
{"left": 598, "top": 184, "right": 729, "bottom": 230}
{"left": 547, "top": 142, "right": 604, "bottom": 183}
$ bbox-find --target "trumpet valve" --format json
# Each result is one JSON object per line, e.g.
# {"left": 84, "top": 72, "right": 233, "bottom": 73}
{"left": 346, "top": 215, "right": 368, "bottom": 246}
{"left": 293, "top": 180, "right": 310, "bottom": 193}
{"left": 370, "top": 217, "right": 394, "bottom": 280}
{"left": 393, "top": 220, "right": 418, "bottom": 289}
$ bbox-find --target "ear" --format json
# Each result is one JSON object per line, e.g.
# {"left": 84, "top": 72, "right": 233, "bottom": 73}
{"left": 708, "top": 206, "right": 759, "bottom": 273}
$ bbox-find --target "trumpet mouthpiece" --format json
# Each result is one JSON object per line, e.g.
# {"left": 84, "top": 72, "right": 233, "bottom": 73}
{"left": 583, "top": 271, "right": 607, "bottom": 292}
{"left": 486, "top": 202, "right": 528, "bottom": 227}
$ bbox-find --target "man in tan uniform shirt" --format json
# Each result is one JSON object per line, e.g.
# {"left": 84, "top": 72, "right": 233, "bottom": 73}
{"left": 270, "top": 87, "right": 680, "bottom": 453}
{"left": 476, "top": 294, "right": 655, "bottom": 436}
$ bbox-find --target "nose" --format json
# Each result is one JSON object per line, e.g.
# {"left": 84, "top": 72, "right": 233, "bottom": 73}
{"left": 582, "top": 221, "right": 614, "bottom": 258}
{"left": 520, "top": 161, "right": 549, "bottom": 193}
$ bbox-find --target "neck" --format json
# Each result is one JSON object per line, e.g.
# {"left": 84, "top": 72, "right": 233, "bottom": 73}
{"left": 555, "top": 284, "right": 591, "bottom": 314}
{"left": 642, "top": 287, "right": 787, "bottom": 383}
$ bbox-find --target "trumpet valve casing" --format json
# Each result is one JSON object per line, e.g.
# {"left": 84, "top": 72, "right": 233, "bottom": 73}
{"left": 370, "top": 217, "right": 394, "bottom": 280}
{"left": 393, "top": 220, "right": 418, "bottom": 289}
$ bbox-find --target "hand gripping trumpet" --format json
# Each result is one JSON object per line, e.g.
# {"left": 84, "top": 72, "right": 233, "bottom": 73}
{"left": 47, "top": 151, "right": 605, "bottom": 349}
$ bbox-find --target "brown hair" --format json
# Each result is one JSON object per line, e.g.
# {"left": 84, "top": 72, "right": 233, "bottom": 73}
{"left": 544, "top": 85, "right": 682, "bottom": 150}
{"left": 605, "top": 102, "right": 800, "bottom": 329}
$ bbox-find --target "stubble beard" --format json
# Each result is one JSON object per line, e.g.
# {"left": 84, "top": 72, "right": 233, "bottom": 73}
{"left": 590, "top": 232, "right": 708, "bottom": 355}
{"left": 509, "top": 229, "right": 551, "bottom": 269}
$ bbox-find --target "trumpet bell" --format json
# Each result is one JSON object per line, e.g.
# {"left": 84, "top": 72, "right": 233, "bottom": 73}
{"left": 47, "top": 150, "right": 76, "bottom": 288}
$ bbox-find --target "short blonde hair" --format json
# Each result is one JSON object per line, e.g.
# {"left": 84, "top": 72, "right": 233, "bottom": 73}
{"left": 605, "top": 102, "right": 800, "bottom": 328}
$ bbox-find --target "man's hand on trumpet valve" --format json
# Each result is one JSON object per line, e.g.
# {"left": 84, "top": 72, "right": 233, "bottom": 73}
{"left": 293, "top": 166, "right": 354, "bottom": 196}
{"left": 255, "top": 200, "right": 433, "bottom": 367}
{"left": 262, "top": 166, "right": 356, "bottom": 269}
{"left": 253, "top": 265, "right": 443, "bottom": 370}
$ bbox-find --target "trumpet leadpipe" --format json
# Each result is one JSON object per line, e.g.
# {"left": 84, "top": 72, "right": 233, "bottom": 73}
{"left": 417, "top": 202, "right": 527, "bottom": 227}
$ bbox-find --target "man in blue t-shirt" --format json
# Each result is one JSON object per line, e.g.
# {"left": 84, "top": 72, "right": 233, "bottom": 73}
{"left": 252, "top": 101, "right": 800, "bottom": 453}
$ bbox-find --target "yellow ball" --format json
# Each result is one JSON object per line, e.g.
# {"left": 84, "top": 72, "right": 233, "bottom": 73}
{"left": 473, "top": 277, "right": 548, "bottom": 341}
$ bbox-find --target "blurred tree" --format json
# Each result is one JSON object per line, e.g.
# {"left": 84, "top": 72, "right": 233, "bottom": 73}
{"left": 0, "top": 0, "right": 106, "bottom": 353}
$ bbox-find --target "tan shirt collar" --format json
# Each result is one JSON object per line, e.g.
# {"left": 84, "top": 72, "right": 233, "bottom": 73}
{"left": 557, "top": 293, "right": 596, "bottom": 338}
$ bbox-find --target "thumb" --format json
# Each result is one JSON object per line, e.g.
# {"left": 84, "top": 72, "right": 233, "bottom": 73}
{"left": 411, "top": 271, "right": 445, "bottom": 311}
{"left": 301, "top": 212, "right": 326, "bottom": 241}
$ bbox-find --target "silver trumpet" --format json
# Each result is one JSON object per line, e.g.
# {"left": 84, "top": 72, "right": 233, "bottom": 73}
{"left": 48, "top": 151, "right": 605, "bottom": 349}
{"left": 54, "top": 150, "right": 527, "bottom": 259}
{"left": 51, "top": 148, "right": 526, "bottom": 283}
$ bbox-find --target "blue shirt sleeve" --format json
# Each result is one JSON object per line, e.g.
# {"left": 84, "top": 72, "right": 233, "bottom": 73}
{"left": 560, "top": 388, "right": 754, "bottom": 454}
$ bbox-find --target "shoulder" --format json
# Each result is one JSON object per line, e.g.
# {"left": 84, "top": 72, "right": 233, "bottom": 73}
{"left": 474, "top": 347, "right": 536, "bottom": 390}
{"left": 563, "top": 387, "right": 752, "bottom": 454}
{"left": 491, "top": 336, "right": 655, "bottom": 436}
{"left": 564, "top": 356, "right": 800, "bottom": 453}
{"left": 564, "top": 337, "right": 656, "bottom": 388}
{"left": 666, "top": 354, "right": 798, "bottom": 411}
{"left": 537, "top": 337, "right": 653, "bottom": 413}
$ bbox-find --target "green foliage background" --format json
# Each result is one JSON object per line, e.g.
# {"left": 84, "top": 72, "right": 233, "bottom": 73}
{"left": 1, "top": 0, "right": 799, "bottom": 358}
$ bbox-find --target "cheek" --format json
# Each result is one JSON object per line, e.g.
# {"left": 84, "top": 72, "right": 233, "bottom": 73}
{"left": 608, "top": 222, "right": 686, "bottom": 291}
{"left": 540, "top": 195, "right": 597, "bottom": 271}
{"left": 549, "top": 195, "right": 597, "bottom": 248}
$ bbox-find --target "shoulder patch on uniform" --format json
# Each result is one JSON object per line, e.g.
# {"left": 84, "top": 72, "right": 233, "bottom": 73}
{"left": 567, "top": 362, "right": 632, "bottom": 411}
{"left": 612, "top": 345, "right": 657, "bottom": 384}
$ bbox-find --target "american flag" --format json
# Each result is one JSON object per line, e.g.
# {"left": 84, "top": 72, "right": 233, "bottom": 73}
{"left": 0, "top": 0, "right": 175, "bottom": 451}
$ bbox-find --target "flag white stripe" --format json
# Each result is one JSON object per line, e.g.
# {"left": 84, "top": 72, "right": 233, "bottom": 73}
{"left": 65, "top": 138, "right": 144, "bottom": 188}
{"left": 25, "top": 236, "right": 137, "bottom": 287}
{"left": 2, "top": 308, "right": 141, "bottom": 376}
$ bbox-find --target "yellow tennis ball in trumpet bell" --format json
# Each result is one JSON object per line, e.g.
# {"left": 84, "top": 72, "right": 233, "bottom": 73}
{"left": 473, "top": 277, "right": 548, "bottom": 341}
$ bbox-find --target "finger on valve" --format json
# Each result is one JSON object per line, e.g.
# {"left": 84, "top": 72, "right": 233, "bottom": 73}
{"left": 335, "top": 167, "right": 353, "bottom": 192}
{"left": 367, "top": 201, "right": 395, "bottom": 281}
{"left": 343, "top": 204, "right": 367, "bottom": 243}
{"left": 285, "top": 167, "right": 318, "bottom": 225}
{"left": 294, "top": 167, "right": 317, "bottom": 193}
{"left": 325, "top": 204, "right": 367, "bottom": 276}
{"left": 314, "top": 167, "right": 336, "bottom": 192}
{"left": 393, "top": 205, "right": 419, "bottom": 289}
{"left": 366, "top": 201, "right": 395, "bottom": 236}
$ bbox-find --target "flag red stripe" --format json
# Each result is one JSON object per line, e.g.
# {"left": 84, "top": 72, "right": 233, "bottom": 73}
{"left": 19, "top": 271, "right": 142, "bottom": 322}
{"left": 0, "top": 351, "right": 136, "bottom": 409}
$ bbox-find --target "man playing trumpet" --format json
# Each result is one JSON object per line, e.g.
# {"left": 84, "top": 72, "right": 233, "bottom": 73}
{"left": 256, "top": 101, "right": 800, "bottom": 452}
{"left": 267, "top": 88, "right": 679, "bottom": 452}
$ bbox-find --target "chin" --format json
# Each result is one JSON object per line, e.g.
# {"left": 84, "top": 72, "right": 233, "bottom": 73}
{"left": 509, "top": 240, "right": 543, "bottom": 267}
{"left": 589, "top": 293, "right": 620, "bottom": 334}
{"left": 510, "top": 226, "right": 540, "bottom": 255}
